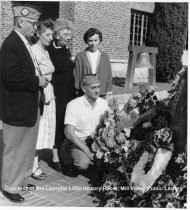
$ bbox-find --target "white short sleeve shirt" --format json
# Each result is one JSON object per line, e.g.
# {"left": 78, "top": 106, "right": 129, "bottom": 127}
{"left": 64, "top": 95, "right": 109, "bottom": 138}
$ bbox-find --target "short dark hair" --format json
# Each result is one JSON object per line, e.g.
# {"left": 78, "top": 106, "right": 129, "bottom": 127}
{"left": 30, "top": 18, "right": 54, "bottom": 44}
{"left": 83, "top": 28, "right": 102, "bottom": 44}
{"left": 37, "top": 18, "right": 54, "bottom": 34}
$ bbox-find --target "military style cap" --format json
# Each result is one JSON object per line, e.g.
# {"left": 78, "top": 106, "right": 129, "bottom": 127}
{"left": 12, "top": 5, "right": 41, "bottom": 21}
{"left": 82, "top": 74, "right": 100, "bottom": 86}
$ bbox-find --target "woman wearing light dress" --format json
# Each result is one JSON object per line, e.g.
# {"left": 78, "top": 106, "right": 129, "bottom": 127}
{"left": 31, "top": 19, "right": 55, "bottom": 180}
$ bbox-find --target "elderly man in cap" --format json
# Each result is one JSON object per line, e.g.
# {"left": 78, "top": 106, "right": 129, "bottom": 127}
{"left": 64, "top": 74, "right": 109, "bottom": 176}
{"left": 0, "top": 4, "right": 49, "bottom": 203}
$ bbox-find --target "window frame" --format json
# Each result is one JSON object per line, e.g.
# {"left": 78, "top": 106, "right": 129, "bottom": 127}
{"left": 130, "top": 9, "right": 152, "bottom": 46}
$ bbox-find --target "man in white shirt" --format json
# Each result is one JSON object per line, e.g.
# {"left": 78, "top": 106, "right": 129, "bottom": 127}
{"left": 64, "top": 75, "right": 109, "bottom": 173}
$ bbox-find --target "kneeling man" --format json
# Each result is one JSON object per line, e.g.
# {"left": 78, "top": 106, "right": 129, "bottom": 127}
{"left": 64, "top": 74, "right": 109, "bottom": 172}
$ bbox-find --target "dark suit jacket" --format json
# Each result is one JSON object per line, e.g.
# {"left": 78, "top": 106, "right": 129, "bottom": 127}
{"left": 0, "top": 31, "right": 40, "bottom": 126}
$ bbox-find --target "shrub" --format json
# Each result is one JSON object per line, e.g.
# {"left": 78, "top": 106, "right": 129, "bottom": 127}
{"left": 146, "top": 3, "right": 188, "bottom": 82}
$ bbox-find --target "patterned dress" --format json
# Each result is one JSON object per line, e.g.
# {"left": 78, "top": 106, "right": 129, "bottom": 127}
{"left": 31, "top": 44, "right": 56, "bottom": 150}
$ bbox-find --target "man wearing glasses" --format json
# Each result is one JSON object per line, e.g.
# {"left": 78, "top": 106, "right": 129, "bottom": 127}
{"left": 0, "top": 4, "right": 49, "bottom": 203}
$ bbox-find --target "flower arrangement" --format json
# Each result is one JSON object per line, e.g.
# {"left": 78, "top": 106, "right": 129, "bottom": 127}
{"left": 123, "top": 85, "right": 157, "bottom": 115}
{"left": 92, "top": 98, "right": 127, "bottom": 163}
{"left": 90, "top": 74, "right": 187, "bottom": 208}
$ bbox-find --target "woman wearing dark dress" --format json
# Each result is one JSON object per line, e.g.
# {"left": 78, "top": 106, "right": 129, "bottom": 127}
{"left": 47, "top": 18, "right": 75, "bottom": 172}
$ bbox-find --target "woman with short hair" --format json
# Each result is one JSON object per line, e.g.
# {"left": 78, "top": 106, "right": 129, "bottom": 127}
{"left": 31, "top": 18, "right": 55, "bottom": 179}
{"left": 74, "top": 27, "right": 112, "bottom": 99}
{"left": 47, "top": 18, "right": 75, "bottom": 172}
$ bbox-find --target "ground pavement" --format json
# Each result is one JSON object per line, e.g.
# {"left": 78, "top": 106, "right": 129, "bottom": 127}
{"left": 0, "top": 138, "right": 100, "bottom": 207}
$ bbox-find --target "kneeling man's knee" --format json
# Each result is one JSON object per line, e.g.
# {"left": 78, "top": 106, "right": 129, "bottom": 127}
{"left": 74, "top": 158, "right": 91, "bottom": 171}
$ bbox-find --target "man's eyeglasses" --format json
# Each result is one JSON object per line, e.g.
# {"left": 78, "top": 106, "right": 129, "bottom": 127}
{"left": 26, "top": 20, "right": 38, "bottom": 27}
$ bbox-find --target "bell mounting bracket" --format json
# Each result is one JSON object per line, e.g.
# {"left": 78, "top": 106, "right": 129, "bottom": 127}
{"left": 125, "top": 45, "right": 158, "bottom": 89}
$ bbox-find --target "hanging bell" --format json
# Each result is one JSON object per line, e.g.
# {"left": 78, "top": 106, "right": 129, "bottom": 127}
{"left": 135, "top": 52, "right": 153, "bottom": 69}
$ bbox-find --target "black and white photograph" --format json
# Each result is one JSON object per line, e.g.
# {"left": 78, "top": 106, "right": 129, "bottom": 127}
{"left": 0, "top": 0, "right": 188, "bottom": 208}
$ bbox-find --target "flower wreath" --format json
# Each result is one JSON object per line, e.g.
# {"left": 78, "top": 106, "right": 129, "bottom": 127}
{"left": 92, "top": 88, "right": 174, "bottom": 195}
{"left": 90, "top": 81, "right": 187, "bottom": 207}
{"left": 92, "top": 69, "right": 187, "bottom": 208}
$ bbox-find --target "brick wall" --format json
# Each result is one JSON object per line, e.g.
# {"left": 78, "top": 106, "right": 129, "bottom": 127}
{"left": 0, "top": 1, "right": 154, "bottom": 59}
{"left": 0, "top": 1, "right": 13, "bottom": 46}
{"left": 59, "top": 1, "right": 75, "bottom": 22}
{"left": 60, "top": 1, "right": 155, "bottom": 60}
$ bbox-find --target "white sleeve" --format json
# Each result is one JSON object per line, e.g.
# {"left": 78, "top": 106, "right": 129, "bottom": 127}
{"left": 105, "top": 100, "right": 109, "bottom": 109}
{"left": 103, "top": 99, "right": 109, "bottom": 112}
{"left": 64, "top": 102, "right": 77, "bottom": 127}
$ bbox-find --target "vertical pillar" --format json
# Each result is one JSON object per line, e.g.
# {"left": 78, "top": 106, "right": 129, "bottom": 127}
{"left": 149, "top": 53, "right": 156, "bottom": 86}
{"left": 125, "top": 51, "right": 137, "bottom": 89}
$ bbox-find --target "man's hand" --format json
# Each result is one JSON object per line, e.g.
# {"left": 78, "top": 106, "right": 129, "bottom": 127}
{"left": 65, "top": 124, "right": 95, "bottom": 164}
{"left": 85, "top": 148, "right": 94, "bottom": 164}
{"left": 38, "top": 76, "right": 49, "bottom": 88}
